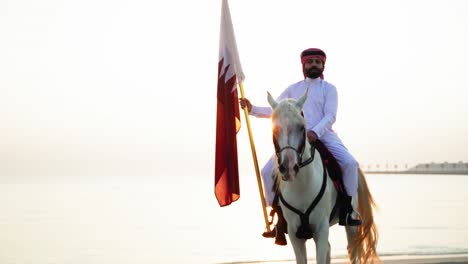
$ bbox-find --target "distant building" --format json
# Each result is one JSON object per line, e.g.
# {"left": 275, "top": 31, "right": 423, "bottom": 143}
{"left": 407, "top": 161, "right": 468, "bottom": 175}
{"left": 364, "top": 161, "right": 468, "bottom": 174}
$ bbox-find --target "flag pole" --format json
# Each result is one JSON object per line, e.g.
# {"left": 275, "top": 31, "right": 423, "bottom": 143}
{"left": 238, "top": 81, "right": 271, "bottom": 232}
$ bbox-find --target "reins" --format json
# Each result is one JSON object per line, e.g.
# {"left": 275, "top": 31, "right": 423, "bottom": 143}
{"left": 275, "top": 141, "right": 316, "bottom": 168}
{"left": 298, "top": 143, "right": 315, "bottom": 168}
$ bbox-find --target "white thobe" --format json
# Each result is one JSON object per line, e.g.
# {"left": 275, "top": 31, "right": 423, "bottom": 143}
{"left": 250, "top": 77, "right": 359, "bottom": 206}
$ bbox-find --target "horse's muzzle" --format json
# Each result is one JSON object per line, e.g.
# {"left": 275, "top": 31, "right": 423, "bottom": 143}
{"left": 279, "top": 163, "right": 300, "bottom": 181}
{"left": 278, "top": 150, "right": 301, "bottom": 181}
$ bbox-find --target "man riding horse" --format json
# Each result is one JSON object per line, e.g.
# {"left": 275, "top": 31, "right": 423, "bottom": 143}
{"left": 240, "top": 48, "right": 362, "bottom": 245}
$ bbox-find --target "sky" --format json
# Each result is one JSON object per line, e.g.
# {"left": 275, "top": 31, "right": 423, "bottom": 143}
{"left": 1, "top": 0, "right": 468, "bottom": 178}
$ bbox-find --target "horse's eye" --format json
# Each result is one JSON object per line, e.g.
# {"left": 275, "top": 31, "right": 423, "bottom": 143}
{"left": 297, "top": 125, "right": 305, "bottom": 133}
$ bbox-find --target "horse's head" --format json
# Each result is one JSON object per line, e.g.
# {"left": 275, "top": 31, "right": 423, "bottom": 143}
{"left": 268, "top": 89, "right": 308, "bottom": 182}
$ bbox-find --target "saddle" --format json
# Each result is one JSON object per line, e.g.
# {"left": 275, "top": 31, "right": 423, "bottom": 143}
{"left": 314, "top": 140, "right": 345, "bottom": 193}
{"left": 314, "top": 140, "right": 348, "bottom": 222}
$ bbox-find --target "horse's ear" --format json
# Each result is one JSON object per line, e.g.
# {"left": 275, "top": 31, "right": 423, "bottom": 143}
{"left": 296, "top": 88, "right": 309, "bottom": 109}
{"left": 267, "top": 92, "right": 278, "bottom": 109}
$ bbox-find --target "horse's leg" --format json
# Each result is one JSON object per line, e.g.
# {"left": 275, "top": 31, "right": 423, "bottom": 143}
{"left": 313, "top": 226, "right": 330, "bottom": 264}
{"left": 288, "top": 233, "right": 307, "bottom": 264}
{"left": 345, "top": 226, "right": 359, "bottom": 264}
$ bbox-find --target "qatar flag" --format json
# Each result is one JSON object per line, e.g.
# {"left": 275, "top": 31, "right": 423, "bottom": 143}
{"left": 214, "top": 0, "right": 245, "bottom": 207}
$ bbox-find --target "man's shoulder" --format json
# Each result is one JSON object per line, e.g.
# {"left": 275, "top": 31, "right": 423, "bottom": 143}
{"left": 287, "top": 80, "right": 305, "bottom": 88}
{"left": 285, "top": 79, "right": 336, "bottom": 91}
{"left": 289, "top": 79, "right": 336, "bottom": 89}
{"left": 320, "top": 79, "right": 336, "bottom": 87}
{"left": 320, "top": 80, "right": 337, "bottom": 92}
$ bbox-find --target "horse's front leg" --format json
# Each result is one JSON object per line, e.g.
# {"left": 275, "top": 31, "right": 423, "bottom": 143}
{"left": 313, "top": 223, "right": 330, "bottom": 264}
{"left": 288, "top": 227, "right": 307, "bottom": 264}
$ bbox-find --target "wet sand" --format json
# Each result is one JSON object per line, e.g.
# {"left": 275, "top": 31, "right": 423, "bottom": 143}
{"left": 224, "top": 254, "right": 468, "bottom": 264}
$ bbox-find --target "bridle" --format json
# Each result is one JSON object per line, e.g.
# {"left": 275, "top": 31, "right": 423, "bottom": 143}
{"left": 273, "top": 106, "right": 315, "bottom": 170}
{"left": 275, "top": 136, "right": 316, "bottom": 170}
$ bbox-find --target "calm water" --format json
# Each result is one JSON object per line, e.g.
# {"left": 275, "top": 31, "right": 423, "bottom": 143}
{"left": 0, "top": 174, "right": 467, "bottom": 264}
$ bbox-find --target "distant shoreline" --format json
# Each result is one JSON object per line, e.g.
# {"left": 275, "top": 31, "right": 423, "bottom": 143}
{"left": 365, "top": 171, "right": 468, "bottom": 175}
{"left": 364, "top": 162, "right": 468, "bottom": 175}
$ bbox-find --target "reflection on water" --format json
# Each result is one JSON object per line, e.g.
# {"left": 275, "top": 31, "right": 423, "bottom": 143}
{"left": 0, "top": 174, "right": 467, "bottom": 264}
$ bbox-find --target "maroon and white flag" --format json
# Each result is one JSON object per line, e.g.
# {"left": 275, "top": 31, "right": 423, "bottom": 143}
{"left": 215, "top": 0, "right": 245, "bottom": 207}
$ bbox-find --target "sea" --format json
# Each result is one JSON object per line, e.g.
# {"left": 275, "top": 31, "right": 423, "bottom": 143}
{"left": 0, "top": 173, "right": 467, "bottom": 264}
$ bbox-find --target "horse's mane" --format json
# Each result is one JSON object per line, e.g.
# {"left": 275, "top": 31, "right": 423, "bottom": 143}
{"left": 271, "top": 99, "right": 305, "bottom": 126}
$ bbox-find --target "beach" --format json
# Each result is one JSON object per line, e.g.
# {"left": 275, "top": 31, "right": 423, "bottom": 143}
{"left": 225, "top": 254, "right": 468, "bottom": 264}
{"left": 0, "top": 174, "right": 467, "bottom": 264}
{"left": 373, "top": 254, "right": 468, "bottom": 264}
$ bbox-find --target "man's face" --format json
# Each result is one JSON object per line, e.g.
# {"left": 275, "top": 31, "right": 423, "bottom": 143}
{"left": 303, "top": 58, "right": 324, "bottom": 79}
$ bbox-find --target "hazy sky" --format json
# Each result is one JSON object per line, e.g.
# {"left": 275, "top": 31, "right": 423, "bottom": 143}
{"left": 1, "top": 0, "right": 467, "bottom": 178}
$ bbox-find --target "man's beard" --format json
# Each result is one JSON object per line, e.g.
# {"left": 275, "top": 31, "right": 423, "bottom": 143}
{"left": 304, "top": 67, "right": 323, "bottom": 79}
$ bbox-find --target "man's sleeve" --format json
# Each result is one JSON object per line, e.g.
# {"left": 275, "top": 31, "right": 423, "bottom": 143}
{"left": 249, "top": 86, "right": 291, "bottom": 118}
{"left": 250, "top": 105, "right": 272, "bottom": 118}
{"left": 311, "top": 84, "right": 338, "bottom": 138}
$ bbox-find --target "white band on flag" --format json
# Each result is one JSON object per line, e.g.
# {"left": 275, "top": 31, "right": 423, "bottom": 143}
{"left": 219, "top": 0, "right": 245, "bottom": 90}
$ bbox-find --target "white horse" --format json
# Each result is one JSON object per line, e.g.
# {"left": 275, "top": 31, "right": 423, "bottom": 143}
{"left": 267, "top": 90, "right": 380, "bottom": 264}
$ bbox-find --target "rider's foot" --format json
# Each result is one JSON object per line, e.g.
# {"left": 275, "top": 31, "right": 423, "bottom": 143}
{"left": 274, "top": 232, "right": 287, "bottom": 246}
{"left": 338, "top": 193, "right": 362, "bottom": 226}
{"left": 262, "top": 226, "right": 288, "bottom": 245}
{"left": 262, "top": 214, "right": 288, "bottom": 246}
{"left": 339, "top": 212, "right": 362, "bottom": 226}
{"left": 262, "top": 228, "right": 276, "bottom": 238}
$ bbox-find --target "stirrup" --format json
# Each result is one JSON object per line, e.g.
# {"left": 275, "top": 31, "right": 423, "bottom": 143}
{"left": 262, "top": 227, "right": 276, "bottom": 238}
{"left": 340, "top": 211, "right": 362, "bottom": 226}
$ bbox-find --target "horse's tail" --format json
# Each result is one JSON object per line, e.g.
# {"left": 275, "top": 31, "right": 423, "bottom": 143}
{"left": 351, "top": 168, "right": 381, "bottom": 263}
